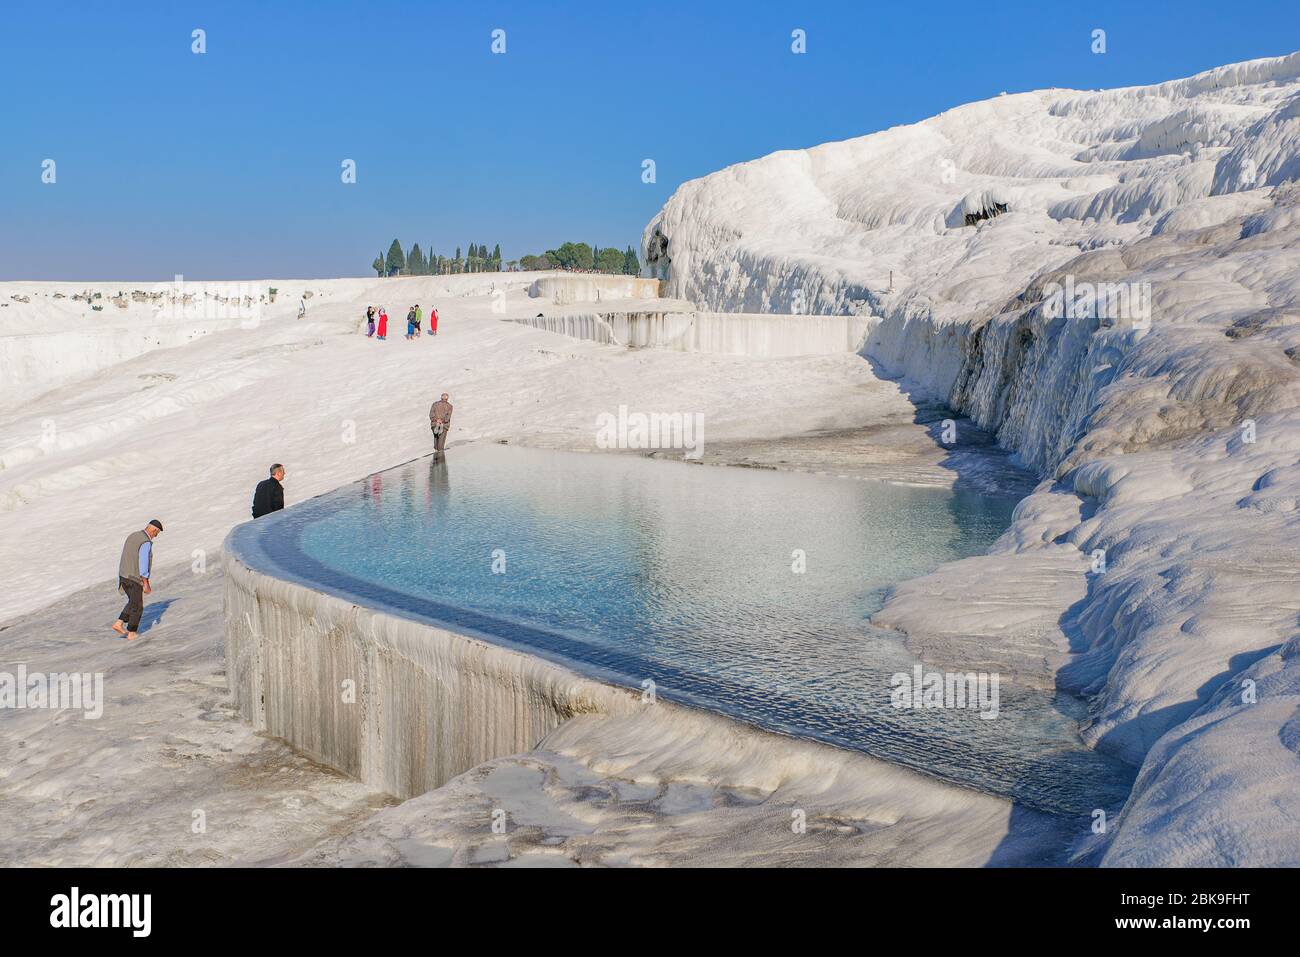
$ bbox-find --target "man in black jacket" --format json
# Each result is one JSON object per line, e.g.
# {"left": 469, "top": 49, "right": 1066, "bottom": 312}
{"left": 251, "top": 464, "right": 286, "bottom": 519}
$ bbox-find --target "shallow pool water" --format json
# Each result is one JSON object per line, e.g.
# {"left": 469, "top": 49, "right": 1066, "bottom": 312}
{"left": 231, "top": 444, "right": 1133, "bottom": 815}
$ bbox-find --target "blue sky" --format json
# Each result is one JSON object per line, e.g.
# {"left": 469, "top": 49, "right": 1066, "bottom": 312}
{"left": 1, "top": 0, "right": 1297, "bottom": 279}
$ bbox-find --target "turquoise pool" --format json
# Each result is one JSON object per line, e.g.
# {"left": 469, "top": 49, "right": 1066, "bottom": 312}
{"left": 228, "top": 444, "right": 1133, "bottom": 815}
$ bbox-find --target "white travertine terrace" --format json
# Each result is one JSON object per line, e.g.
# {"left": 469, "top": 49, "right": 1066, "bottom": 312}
{"left": 645, "top": 51, "right": 1300, "bottom": 865}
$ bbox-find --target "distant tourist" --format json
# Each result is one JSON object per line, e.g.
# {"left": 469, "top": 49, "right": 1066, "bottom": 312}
{"left": 405, "top": 306, "right": 417, "bottom": 340}
{"left": 429, "top": 392, "right": 453, "bottom": 452}
{"left": 365, "top": 305, "right": 376, "bottom": 337}
{"left": 377, "top": 307, "right": 389, "bottom": 340}
{"left": 413, "top": 304, "right": 423, "bottom": 337}
{"left": 251, "top": 464, "right": 286, "bottom": 519}
{"left": 298, "top": 295, "right": 307, "bottom": 319}
{"left": 429, "top": 306, "right": 439, "bottom": 336}
{"left": 111, "top": 520, "right": 163, "bottom": 641}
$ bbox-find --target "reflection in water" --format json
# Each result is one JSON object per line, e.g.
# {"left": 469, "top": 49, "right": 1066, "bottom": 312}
{"left": 426, "top": 452, "right": 450, "bottom": 511}
{"left": 362, "top": 473, "right": 384, "bottom": 512}
{"left": 244, "top": 444, "right": 1133, "bottom": 816}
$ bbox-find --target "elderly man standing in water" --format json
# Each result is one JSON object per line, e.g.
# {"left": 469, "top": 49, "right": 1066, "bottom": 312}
{"left": 429, "top": 392, "right": 453, "bottom": 453}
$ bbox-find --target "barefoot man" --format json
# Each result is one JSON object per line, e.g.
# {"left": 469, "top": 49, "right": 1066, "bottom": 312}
{"left": 112, "top": 520, "right": 163, "bottom": 640}
{"left": 429, "top": 392, "right": 453, "bottom": 453}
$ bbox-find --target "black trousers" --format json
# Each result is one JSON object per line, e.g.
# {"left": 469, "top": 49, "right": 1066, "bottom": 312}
{"left": 433, "top": 427, "right": 447, "bottom": 452}
{"left": 118, "top": 577, "right": 144, "bottom": 632}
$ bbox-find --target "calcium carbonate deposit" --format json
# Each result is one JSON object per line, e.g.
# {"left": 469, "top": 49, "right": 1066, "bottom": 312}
{"left": 646, "top": 51, "right": 1300, "bottom": 865}
{"left": 4, "top": 52, "right": 1300, "bottom": 868}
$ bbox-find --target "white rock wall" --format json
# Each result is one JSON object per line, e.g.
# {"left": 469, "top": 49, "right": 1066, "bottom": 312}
{"left": 224, "top": 544, "right": 639, "bottom": 799}
{"left": 513, "top": 311, "right": 872, "bottom": 358}
{"left": 527, "top": 275, "right": 661, "bottom": 305}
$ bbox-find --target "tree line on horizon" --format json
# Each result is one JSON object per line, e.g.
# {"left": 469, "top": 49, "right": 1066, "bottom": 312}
{"left": 371, "top": 240, "right": 640, "bottom": 277}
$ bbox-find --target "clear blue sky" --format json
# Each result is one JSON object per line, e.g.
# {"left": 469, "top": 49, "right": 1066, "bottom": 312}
{"left": 1, "top": 0, "right": 1296, "bottom": 279}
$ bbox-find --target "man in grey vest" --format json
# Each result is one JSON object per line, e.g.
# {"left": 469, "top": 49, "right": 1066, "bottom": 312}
{"left": 112, "top": 520, "right": 163, "bottom": 640}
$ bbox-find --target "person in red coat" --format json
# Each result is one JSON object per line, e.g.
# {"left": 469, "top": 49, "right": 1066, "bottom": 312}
{"left": 377, "top": 307, "right": 389, "bottom": 340}
{"left": 428, "top": 307, "right": 439, "bottom": 336}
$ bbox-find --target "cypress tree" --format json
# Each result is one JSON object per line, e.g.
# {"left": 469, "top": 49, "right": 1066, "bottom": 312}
{"left": 386, "top": 239, "right": 405, "bottom": 277}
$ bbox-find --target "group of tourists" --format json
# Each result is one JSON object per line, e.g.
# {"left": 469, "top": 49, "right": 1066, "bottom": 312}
{"left": 110, "top": 393, "right": 456, "bottom": 639}
{"left": 364, "top": 304, "right": 439, "bottom": 341}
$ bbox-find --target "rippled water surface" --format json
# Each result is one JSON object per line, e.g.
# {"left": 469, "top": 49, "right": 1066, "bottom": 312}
{"left": 232, "top": 444, "right": 1133, "bottom": 815}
